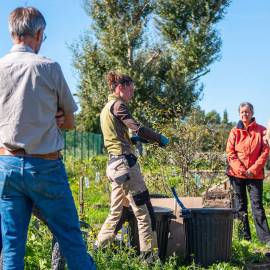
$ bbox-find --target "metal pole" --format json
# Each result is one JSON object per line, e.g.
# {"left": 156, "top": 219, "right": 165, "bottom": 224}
{"left": 79, "top": 176, "right": 84, "bottom": 216}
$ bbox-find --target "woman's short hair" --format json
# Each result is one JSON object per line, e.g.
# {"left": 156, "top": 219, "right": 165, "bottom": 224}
{"left": 8, "top": 7, "right": 46, "bottom": 38}
{"left": 239, "top": 102, "right": 254, "bottom": 115}
{"left": 106, "top": 71, "right": 133, "bottom": 92}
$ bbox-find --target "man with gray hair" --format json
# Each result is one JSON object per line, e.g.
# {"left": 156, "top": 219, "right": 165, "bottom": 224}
{"left": 0, "top": 7, "right": 96, "bottom": 269}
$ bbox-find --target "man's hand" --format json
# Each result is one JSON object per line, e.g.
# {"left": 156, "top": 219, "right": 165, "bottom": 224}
{"left": 55, "top": 109, "right": 65, "bottom": 128}
{"left": 263, "top": 130, "right": 268, "bottom": 145}
{"left": 245, "top": 170, "right": 254, "bottom": 178}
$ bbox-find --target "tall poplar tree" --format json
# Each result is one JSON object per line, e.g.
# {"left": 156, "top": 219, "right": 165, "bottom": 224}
{"left": 72, "top": 0, "right": 230, "bottom": 132}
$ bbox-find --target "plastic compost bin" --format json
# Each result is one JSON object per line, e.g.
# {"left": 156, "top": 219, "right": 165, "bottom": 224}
{"left": 172, "top": 188, "right": 234, "bottom": 267}
{"left": 127, "top": 206, "right": 174, "bottom": 261}
{"left": 182, "top": 208, "right": 233, "bottom": 266}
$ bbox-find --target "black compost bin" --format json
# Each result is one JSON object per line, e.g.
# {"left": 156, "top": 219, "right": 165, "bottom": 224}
{"left": 150, "top": 193, "right": 170, "bottom": 199}
{"left": 127, "top": 206, "right": 173, "bottom": 261}
{"left": 183, "top": 208, "right": 233, "bottom": 267}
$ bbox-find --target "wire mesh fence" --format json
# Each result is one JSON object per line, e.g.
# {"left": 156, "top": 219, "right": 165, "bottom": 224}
{"left": 63, "top": 130, "right": 103, "bottom": 160}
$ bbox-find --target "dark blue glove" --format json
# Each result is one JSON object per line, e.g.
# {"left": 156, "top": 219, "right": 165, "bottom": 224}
{"left": 130, "top": 135, "right": 149, "bottom": 144}
{"left": 159, "top": 134, "right": 169, "bottom": 147}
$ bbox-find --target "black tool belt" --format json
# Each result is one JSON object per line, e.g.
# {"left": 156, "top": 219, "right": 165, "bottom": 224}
{"left": 109, "top": 153, "right": 137, "bottom": 168}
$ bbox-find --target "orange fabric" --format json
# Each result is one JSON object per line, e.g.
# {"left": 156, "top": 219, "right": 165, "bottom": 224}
{"left": 226, "top": 120, "right": 269, "bottom": 179}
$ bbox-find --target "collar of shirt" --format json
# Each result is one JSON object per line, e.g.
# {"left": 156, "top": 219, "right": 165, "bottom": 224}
{"left": 10, "top": 44, "right": 34, "bottom": 54}
{"left": 108, "top": 93, "right": 127, "bottom": 105}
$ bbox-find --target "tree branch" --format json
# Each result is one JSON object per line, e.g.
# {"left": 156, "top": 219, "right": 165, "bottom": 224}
{"left": 188, "top": 69, "right": 210, "bottom": 83}
{"left": 133, "top": 0, "right": 150, "bottom": 24}
{"left": 142, "top": 49, "right": 162, "bottom": 70}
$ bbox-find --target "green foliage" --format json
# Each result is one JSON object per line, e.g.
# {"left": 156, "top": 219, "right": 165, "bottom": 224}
{"left": 205, "top": 110, "right": 221, "bottom": 124}
{"left": 186, "top": 107, "right": 233, "bottom": 152}
{"left": 65, "top": 155, "right": 110, "bottom": 224}
{"left": 138, "top": 106, "right": 232, "bottom": 196}
{"left": 23, "top": 157, "right": 270, "bottom": 269}
{"left": 223, "top": 110, "right": 229, "bottom": 124}
{"left": 72, "top": 0, "right": 231, "bottom": 132}
{"left": 263, "top": 181, "right": 270, "bottom": 207}
{"left": 231, "top": 239, "right": 265, "bottom": 265}
{"left": 25, "top": 218, "right": 51, "bottom": 269}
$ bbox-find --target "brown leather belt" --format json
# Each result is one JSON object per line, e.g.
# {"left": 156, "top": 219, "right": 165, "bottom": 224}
{"left": 0, "top": 148, "right": 61, "bottom": 160}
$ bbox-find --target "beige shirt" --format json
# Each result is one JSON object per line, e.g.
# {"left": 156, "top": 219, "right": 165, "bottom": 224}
{"left": 0, "top": 44, "right": 78, "bottom": 154}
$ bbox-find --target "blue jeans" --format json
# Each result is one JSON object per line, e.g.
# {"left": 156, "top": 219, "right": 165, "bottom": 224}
{"left": 0, "top": 156, "right": 96, "bottom": 270}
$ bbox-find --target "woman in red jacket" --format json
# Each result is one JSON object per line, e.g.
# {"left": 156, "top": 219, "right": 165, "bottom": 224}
{"left": 226, "top": 102, "right": 270, "bottom": 243}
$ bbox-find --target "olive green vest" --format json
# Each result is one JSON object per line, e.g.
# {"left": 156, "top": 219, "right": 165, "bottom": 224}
{"left": 100, "top": 94, "right": 133, "bottom": 155}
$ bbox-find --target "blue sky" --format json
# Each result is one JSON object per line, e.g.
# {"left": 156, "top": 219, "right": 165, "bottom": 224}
{"left": 201, "top": 1, "right": 270, "bottom": 125}
{"left": 0, "top": 1, "right": 270, "bottom": 125}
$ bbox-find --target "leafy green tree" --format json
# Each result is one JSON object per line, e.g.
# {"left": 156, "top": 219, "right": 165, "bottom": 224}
{"left": 72, "top": 0, "right": 230, "bottom": 132}
{"left": 222, "top": 109, "right": 229, "bottom": 124}
{"left": 205, "top": 110, "right": 221, "bottom": 125}
{"left": 175, "top": 106, "right": 233, "bottom": 152}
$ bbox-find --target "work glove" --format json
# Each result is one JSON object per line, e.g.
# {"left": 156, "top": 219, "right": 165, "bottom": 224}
{"left": 159, "top": 134, "right": 169, "bottom": 147}
{"left": 130, "top": 135, "right": 149, "bottom": 144}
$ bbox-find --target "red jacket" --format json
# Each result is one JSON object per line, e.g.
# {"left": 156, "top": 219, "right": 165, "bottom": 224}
{"left": 226, "top": 119, "right": 269, "bottom": 180}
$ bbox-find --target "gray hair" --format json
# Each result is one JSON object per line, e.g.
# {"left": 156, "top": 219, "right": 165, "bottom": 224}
{"left": 239, "top": 102, "right": 254, "bottom": 115}
{"left": 8, "top": 7, "right": 46, "bottom": 38}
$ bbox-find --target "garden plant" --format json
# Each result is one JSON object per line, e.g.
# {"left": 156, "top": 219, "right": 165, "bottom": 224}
{"left": 23, "top": 150, "right": 270, "bottom": 269}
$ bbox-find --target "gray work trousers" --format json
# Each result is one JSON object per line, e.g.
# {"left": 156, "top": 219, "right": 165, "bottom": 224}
{"left": 97, "top": 156, "right": 157, "bottom": 252}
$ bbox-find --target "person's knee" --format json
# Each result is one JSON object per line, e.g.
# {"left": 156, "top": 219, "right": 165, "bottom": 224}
{"left": 133, "top": 190, "right": 150, "bottom": 206}
{"left": 132, "top": 190, "right": 156, "bottom": 230}
{"left": 114, "top": 206, "right": 130, "bottom": 233}
{"left": 251, "top": 202, "right": 265, "bottom": 214}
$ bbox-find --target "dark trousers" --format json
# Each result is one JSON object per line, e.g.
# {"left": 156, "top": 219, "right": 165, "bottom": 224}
{"left": 230, "top": 176, "right": 270, "bottom": 243}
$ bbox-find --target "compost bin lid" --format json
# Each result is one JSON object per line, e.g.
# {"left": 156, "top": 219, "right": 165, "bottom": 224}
{"left": 150, "top": 193, "right": 170, "bottom": 198}
{"left": 153, "top": 206, "right": 173, "bottom": 215}
{"left": 182, "top": 208, "right": 233, "bottom": 214}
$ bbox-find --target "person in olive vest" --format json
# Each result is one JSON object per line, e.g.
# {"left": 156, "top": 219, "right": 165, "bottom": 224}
{"left": 96, "top": 71, "right": 169, "bottom": 262}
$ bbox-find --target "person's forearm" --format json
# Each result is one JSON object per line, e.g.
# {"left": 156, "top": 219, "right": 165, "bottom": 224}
{"left": 61, "top": 114, "right": 75, "bottom": 129}
{"left": 248, "top": 145, "right": 270, "bottom": 175}
{"left": 113, "top": 101, "right": 161, "bottom": 143}
{"left": 137, "top": 126, "right": 161, "bottom": 144}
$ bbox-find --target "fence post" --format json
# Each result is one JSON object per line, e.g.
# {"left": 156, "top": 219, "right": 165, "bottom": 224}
{"left": 87, "top": 132, "right": 90, "bottom": 160}
{"left": 90, "top": 133, "right": 94, "bottom": 156}
{"left": 79, "top": 176, "right": 84, "bottom": 216}
{"left": 73, "top": 130, "right": 76, "bottom": 159}
{"left": 94, "top": 134, "right": 97, "bottom": 155}
{"left": 98, "top": 134, "right": 102, "bottom": 155}
{"left": 81, "top": 131, "right": 83, "bottom": 160}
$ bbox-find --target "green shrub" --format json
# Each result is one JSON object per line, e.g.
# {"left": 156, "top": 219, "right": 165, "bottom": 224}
{"left": 23, "top": 156, "right": 270, "bottom": 269}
